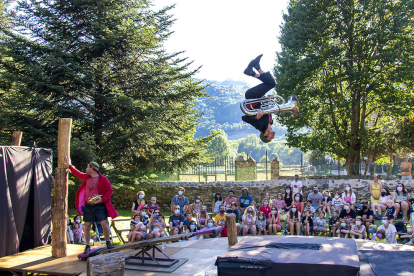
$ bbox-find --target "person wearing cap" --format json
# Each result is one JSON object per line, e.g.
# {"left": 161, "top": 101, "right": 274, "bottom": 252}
{"left": 64, "top": 157, "right": 118, "bottom": 254}
{"left": 239, "top": 187, "right": 254, "bottom": 215}
{"left": 241, "top": 54, "right": 276, "bottom": 143}
{"left": 148, "top": 196, "right": 160, "bottom": 215}
{"left": 400, "top": 156, "right": 412, "bottom": 180}
{"left": 290, "top": 174, "right": 303, "bottom": 195}
{"left": 357, "top": 201, "right": 374, "bottom": 236}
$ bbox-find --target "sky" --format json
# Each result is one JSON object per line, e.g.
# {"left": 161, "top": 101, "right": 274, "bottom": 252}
{"left": 153, "top": 0, "right": 290, "bottom": 85}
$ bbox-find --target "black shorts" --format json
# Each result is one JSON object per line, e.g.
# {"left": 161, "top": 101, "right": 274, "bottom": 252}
{"left": 82, "top": 203, "right": 108, "bottom": 223}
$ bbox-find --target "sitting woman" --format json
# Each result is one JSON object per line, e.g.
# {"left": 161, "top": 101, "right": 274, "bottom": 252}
{"left": 242, "top": 206, "right": 257, "bottom": 236}
{"left": 127, "top": 214, "right": 144, "bottom": 242}
{"left": 268, "top": 207, "right": 281, "bottom": 235}
{"left": 287, "top": 204, "right": 301, "bottom": 235}
{"left": 342, "top": 184, "right": 356, "bottom": 209}
{"left": 350, "top": 216, "right": 366, "bottom": 239}
{"left": 372, "top": 188, "right": 392, "bottom": 219}
{"left": 131, "top": 191, "right": 147, "bottom": 215}
{"left": 197, "top": 206, "right": 210, "bottom": 230}
{"left": 150, "top": 211, "right": 167, "bottom": 238}
{"left": 393, "top": 183, "right": 410, "bottom": 222}
{"left": 292, "top": 193, "right": 304, "bottom": 216}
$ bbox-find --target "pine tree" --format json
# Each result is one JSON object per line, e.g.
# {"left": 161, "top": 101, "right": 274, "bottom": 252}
{"left": 0, "top": 0, "right": 211, "bottom": 171}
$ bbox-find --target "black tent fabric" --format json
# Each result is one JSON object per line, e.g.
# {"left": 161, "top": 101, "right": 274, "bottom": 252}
{"left": 0, "top": 146, "right": 52, "bottom": 258}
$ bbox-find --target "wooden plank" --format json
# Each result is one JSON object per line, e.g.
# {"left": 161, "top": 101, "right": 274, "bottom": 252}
{"left": 0, "top": 245, "right": 86, "bottom": 276}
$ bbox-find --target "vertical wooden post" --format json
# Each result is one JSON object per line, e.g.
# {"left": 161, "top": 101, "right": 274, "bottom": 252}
{"left": 11, "top": 131, "right": 23, "bottom": 146}
{"left": 225, "top": 213, "right": 237, "bottom": 246}
{"left": 52, "top": 118, "right": 72, "bottom": 258}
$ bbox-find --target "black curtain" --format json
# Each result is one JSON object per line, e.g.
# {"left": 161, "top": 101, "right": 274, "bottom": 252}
{"left": 0, "top": 146, "right": 52, "bottom": 258}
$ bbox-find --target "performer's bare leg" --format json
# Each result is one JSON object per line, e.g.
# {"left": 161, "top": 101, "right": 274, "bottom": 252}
{"left": 84, "top": 222, "right": 92, "bottom": 245}
{"left": 100, "top": 220, "right": 111, "bottom": 241}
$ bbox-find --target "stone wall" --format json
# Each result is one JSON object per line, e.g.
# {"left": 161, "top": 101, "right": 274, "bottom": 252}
{"left": 102, "top": 179, "right": 414, "bottom": 211}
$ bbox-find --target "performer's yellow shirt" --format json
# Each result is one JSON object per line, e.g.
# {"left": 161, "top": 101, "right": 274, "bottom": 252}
{"left": 401, "top": 162, "right": 412, "bottom": 176}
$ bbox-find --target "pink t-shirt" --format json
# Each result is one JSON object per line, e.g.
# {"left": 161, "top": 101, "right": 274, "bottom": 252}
{"left": 85, "top": 177, "right": 99, "bottom": 202}
{"left": 274, "top": 199, "right": 285, "bottom": 210}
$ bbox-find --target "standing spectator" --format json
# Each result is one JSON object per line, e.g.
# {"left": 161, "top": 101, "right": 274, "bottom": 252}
{"left": 400, "top": 156, "right": 412, "bottom": 180}
{"left": 342, "top": 184, "right": 357, "bottom": 209}
{"left": 307, "top": 186, "right": 323, "bottom": 211}
{"left": 171, "top": 187, "right": 189, "bottom": 216}
{"left": 212, "top": 193, "right": 223, "bottom": 215}
{"left": 269, "top": 207, "right": 282, "bottom": 235}
{"left": 147, "top": 197, "right": 160, "bottom": 215}
{"left": 385, "top": 200, "right": 396, "bottom": 223}
{"left": 369, "top": 175, "right": 382, "bottom": 205}
{"left": 290, "top": 174, "right": 303, "bottom": 194}
{"left": 259, "top": 198, "right": 271, "bottom": 225}
{"left": 393, "top": 182, "right": 410, "bottom": 222}
{"left": 188, "top": 196, "right": 203, "bottom": 215}
{"left": 169, "top": 205, "right": 185, "bottom": 233}
{"left": 372, "top": 188, "right": 392, "bottom": 219}
{"left": 224, "top": 190, "right": 238, "bottom": 210}
{"left": 64, "top": 157, "right": 117, "bottom": 253}
{"left": 321, "top": 190, "right": 332, "bottom": 218}
{"left": 357, "top": 200, "right": 374, "bottom": 236}
{"left": 339, "top": 201, "right": 356, "bottom": 225}
{"left": 214, "top": 205, "right": 228, "bottom": 237}
{"left": 377, "top": 217, "right": 397, "bottom": 243}
{"left": 239, "top": 188, "right": 254, "bottom": 214}
{"left": 131, "top": 191, "right": 146, "bottom": 215}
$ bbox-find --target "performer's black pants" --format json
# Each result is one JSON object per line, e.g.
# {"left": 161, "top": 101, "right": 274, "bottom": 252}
{"left": 245, "top": 72, "right": 276, "bottom": 99}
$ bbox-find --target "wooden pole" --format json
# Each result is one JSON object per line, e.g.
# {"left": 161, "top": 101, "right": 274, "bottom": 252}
{"left": 11, "top": 131, "right": 22, "bottom": 146}
{"left": 225, "top": 213, "right": 237, "bottom": 246}
{"left": 52, "top": 118, "right": 72, "bottom": 258}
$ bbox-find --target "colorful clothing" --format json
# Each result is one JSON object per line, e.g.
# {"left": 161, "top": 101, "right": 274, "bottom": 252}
{"left": 400, "top": 161, "right": 412, "bottom": 176}
{"left": 370, "top": 182, "right": 381, "bottom": 204}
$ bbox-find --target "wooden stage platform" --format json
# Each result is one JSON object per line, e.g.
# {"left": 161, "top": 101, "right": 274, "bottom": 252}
{"left": 1, "top": 237, "right": 414, "bottom": 276}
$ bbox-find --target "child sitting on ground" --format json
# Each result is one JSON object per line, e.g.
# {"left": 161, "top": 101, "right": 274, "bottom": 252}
{"left": 314, "top": 211, "right": 327, "bottom": 236}
{"left": 183, "top": 212, "right": 195, "bottom": 231}
{"left": 336, "top": 220, "right": 351, "bottom": 238}
{"left": 256, "top": 211, "right": 267, "bottom": 236}
{"left": 329, "top": 210, "right": 340, "bottom": 237}
{"left": 303, "top": 200, "right": 316, "bottom": 218}
{"left": 127, "top": 214, "right": 144, "bottom": 242}
{"left": 302, "top": 210, "right": 313, "bottom": 236}
{"left": 72, "top": 223, "right": 82, "bottom": 244}
{"left": 385, "top": 200, "right": 395, "bottom": 223}
{"left": 147, "top": 197, "right": 159, "bottom": 215}
{"left": 369, "top": 224, "right": 378, "bottom": 240}
{"left": 375, "top": 229, "right": 386, "bottom": 242}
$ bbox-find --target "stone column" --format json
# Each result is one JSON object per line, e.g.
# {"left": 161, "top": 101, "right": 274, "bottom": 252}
{"left": 271, "top": 156, "right": 280, "bottom": 180}
{"left": 235, "top": 155, "right": 256, "bottom": 181}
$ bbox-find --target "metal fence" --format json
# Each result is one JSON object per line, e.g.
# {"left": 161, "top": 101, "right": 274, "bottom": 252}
{"left": 156, "top": 157, "right": 408, "bottom": 182}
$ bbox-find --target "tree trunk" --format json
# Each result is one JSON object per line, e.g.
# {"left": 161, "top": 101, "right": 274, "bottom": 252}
{"left": 225, "top": 213, "right": 238, "bottom": 246}
{"left": 346, "top": 153, "right": 360, "bottom": 176}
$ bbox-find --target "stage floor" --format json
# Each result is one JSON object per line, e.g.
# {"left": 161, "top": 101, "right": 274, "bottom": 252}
{"left": 1, "top": 237, "right": 413, "bottom": 276}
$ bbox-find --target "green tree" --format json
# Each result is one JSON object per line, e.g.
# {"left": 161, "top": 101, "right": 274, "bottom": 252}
{"left": 275, "top": 0, "right": 414, "bottom": 175}
{"left": 0, "top": 0, "right": 211, "bottom": 172}
{"left": 205, "top": 129, "right": 230, "bottom": 159}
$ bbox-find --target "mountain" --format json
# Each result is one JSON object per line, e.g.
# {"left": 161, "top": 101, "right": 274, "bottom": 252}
{"left": 195, "top": 79, "right": 287, "bottom": 139}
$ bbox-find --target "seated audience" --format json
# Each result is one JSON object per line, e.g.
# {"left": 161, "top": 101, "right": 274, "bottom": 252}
{"left": 258, "top": 198, "right": 271, "bottom": 225}
{"left": 313, "top": 211, "right": 327, "bottom": 236}
{"left": 377, "top": 217, "right": 397, "bottom": 243}
{"left": 342, "top": 184, "right": 356, "bottom": 209}
{"left": 303, "top": 200, "right": 316, "bottom": 218}
{"left": 339, "top": 201, "right": 356, "bottom": 225}
{"left": 127, "top": 214, "right": 144, "bottom": 242}
{"left": 329, "top": 210, "right": 340, "bottom": 236}
{"left": 72, "top": 223, "right": 83, "bottom": 244}
{"left": 321, "top": 190, "right": 332, "bottom": 217}
{"left": 268, "top": 207, "right": 281, "bottom": 235}
{"left": 150, "top": 211, "right": 166, "bottom": 238}
{"left": 307, "top": 186, "right": 323, "bottom": 211}
{"left": 224, "top": 190, "right": 238, "bottom": 210}
{"left": 188, "top": 196, "right": 203, "bottom": 215}
{"left": 302, "top": 210, "right": 313, "bottom": 236}
{"left": 332, "top": 192, "right": 343, "bottom": 214}
{"left": 239, "top": 188, "right": 254, "bottom": 214}
{"left": 372, "top": 188, "right": 392, "bottom": 219}
{"left": 393, "top": 183, "right": 410, "bottom": 222}
{"left": 212, "top": 193, "right": 223, "bottom": 216}
{"left": 284, "top": 188, "right": 293, "bottom": 211}
{"left": 256, "top": 211, "right": 267, "bottom": 236}
{"left": 287, "top": 204, "right": 301, "bottom": 235}
{"left": 184, "top": 212, "right": 195, "bottom": 231}
{"left": 385, "top": 199, "right": 396, "bottom": 223}
{"left": 73, "top": 215, "right": 84, "bottom": 243}
{"left": 169, "top": 205, "right": 185, "bottom": 233}
{"left": 226, "top": 202, "right": 241, "bottom": 235}
{"left": 350, "top": 216, "right": 366, "bottom": 239}
{"left": 147, "top": 196, "right": 159, "bottom": 215}
{"left": 131, "top": 191, "right": 146, "bottom": 215}
{"left": 375, "top": 229, "right": 386, "bottom": 242}
{"left": 336, "top": 220, "right": 351, "bottom": 238}
{"left": 264, "top": 192, "right": 272, "bottom": 205}
{"left": 357, "top": 200, "right": 374, "bottom": 235}
{"left": 242, "top": 206, "right": 257, "bottom": 236}
{"left": 368, "top": 224, "right": 377, "bottom": 240}
{"left": 185, "top": 221, "right": 200, "bottom": 240}
{"left": 197, "top": 206, "right": 210, "bottom": 230}
{"left": 273, "top": 193, "right": 285, "bottom": 210}
{"left": 292, "top": 193, "right": 304, "bottom": 216}
{"left": 214, "top": 205, "right": 228, "bottom": 237}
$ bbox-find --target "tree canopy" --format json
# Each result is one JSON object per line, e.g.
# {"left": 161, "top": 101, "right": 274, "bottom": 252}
{"left": 0, "top": 0, "right": 211, "bottom": 172}
{"left": 275, "top": 0, "right": 414, "bottom": 174}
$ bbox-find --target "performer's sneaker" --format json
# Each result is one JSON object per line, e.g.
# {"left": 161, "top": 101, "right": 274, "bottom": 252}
{"left": 243, "top": 61, "right": 256, "bottom": 77}
{"left": 106, "top": 242, "right": 115, "bottom": 250}
{"left": 83, "top": 245, "right": 91, "bottom": 254}
{"left": 252, "top": 54, "right": 263, "bottom": 70}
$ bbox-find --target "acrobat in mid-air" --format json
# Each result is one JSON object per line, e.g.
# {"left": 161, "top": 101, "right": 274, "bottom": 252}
{"left": 240, "top": 54, "right": 300, "bottom": 143}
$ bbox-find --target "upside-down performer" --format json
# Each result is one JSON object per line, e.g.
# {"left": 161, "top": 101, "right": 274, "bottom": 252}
{"left": 64, "top": 157, "right": 119, "bottom": 254}
{"left": 241, "top": 54, "right": 276, "bottom": 143}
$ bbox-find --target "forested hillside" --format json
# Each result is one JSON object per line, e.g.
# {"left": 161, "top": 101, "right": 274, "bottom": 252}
{"left": 195, "top": 79, "right": 288, "bottom": 139}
